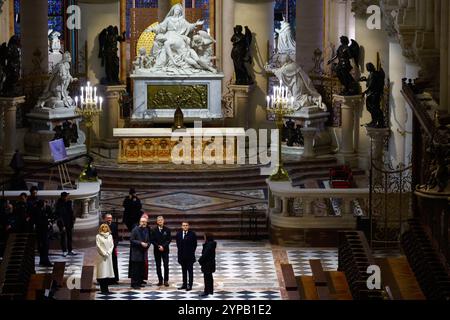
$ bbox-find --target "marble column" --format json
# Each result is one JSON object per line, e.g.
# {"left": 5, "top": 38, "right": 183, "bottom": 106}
{"left": 0, "top": 96, "right": 26, "bottom": 167}
{"left": 296, "top": 0, "right": 324, "bottom": 72}
{"left": 221, "top": 0, "right": 235, "bottom": 90}
{"left": 0, "top": 0, "right": 10, "bottom": 44}
{"left": 234, "top": 0, "right": 274, "bottom": 130}
{"left": 98, "top": 85, "right": 127, "bottom": 148}
{"left": 300, "top": 127, "right": 316, "bottom": 159}
{"left": 439, "top": 0, "right": 448, "bottom": 111}
{"left": 388, "top": 41, "right": 407, "bottom": 168}
{"left": 20, "top": 0, "right": 48, "bottom": 75}
{"left": 365, "top": 127, "right": 390, "bottom": 185}
{"left": 334, "top": 94, "right": 364, "bottom": 167}
{"left": 230, "top": 84, "right": 254, "bottom": 129}
{"left": 120, "top": 0, "right": 127, "bottom": 82}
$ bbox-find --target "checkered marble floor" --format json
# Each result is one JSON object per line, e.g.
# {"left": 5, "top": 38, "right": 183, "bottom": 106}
{"left": 96, "top": 241, "right": 281, "bottom": 300}
{"left": 35, "top": 250, "right": 85, "bottom": 277}
{"left": 287, "top": 249, "right": 339, "bottom": 276}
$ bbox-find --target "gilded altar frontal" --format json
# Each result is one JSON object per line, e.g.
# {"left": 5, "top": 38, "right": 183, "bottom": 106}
{"left": 147, "top": 84, "right": 208, "bottom": 110}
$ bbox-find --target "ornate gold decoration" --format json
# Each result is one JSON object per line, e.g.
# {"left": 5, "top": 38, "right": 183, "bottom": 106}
{"left": 147, "top": 84, "right": 208, "bottom": 109}
{"left": 136, "top": 22, "right": 158, "bottom": 57}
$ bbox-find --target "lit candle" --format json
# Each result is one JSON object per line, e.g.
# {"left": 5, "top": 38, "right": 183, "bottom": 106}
{"left": 94, "top": 87, "right": 97, "bottom": 99}
{"left": 75, "top": 96, "right": 78, "bottom": 107}
{"left": 266, "top": 96, "right": 270, "bottom": 108}
{"left": 100, "top": 97, "right": 103, "bottom": 111}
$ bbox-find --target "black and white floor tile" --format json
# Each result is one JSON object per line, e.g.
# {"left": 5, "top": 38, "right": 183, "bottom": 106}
{"left": 35, "top": 250, "right": 85, "bottom": 277}
{"left": 96, "top": 241, "right": 281, "bottom": 300}
{"left": 286, "top": 249, "right": 339, "bottom": 276}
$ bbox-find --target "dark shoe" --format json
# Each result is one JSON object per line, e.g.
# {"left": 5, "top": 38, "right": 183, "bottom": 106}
{"left": 199, "top": 293, "right": 209, "bottom": 297}
{"left": 131, "top": 286, "right": 141, "bottom": 290}
{"left": 157, "top": 282, "right": 163, "bottom": 286}
{"left": 186, "top": 286, "right": 192, "bottom": 291}
{"left": 139, "top": 284, "right": 145, "bottom": 287}
{"left": 68, "top": 251, "right": 78, "bottom": 256}
{"left": 164, "top": 282, "right": 169, "bottom": 287}
{"left": 178, "top": 285, "right": 187, "bottom": 290}
{"left": 141, "top": 281, "right": 147, "bottom": 285}
{"left": 39, "top": 262, "right": 53, "bottom": 267}
{"left": 101, "top": 291, "right": 113, "bottom": 295}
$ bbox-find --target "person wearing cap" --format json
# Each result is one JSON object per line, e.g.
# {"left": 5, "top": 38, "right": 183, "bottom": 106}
{"left": 55, "top": 192, "right": 77, "bottom": 257}
{"left": 122, "top": 188, "right": 143, "bottom": 232}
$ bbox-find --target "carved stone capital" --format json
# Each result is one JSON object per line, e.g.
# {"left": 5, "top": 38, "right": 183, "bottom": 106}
{"left": 351, "top": 0, "right": 379, "bottom": 17}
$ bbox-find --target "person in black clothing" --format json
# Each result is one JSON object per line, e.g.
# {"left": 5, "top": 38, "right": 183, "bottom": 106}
{"left": 151, "top": 216, "right": 171, "bottom": 287}
{"left": 129, "top": 216, "right": 150, "bottom": 289}
{"left": 198, "top": 233, "right": 217, "bottom": 297}
{"left": 11, "top": 193, "right": 30, "bottom": 233}
{"left": 103, "top": 213, "right": 119, "bottom": 284}
{"left": 122, "top": 188, "right": 142, "bottom": 232}
{"left": 176, "top": 221, "right": 197, "bottom": 291}
{"left": 55, "top": 192, "right": 77, "bottom": 257}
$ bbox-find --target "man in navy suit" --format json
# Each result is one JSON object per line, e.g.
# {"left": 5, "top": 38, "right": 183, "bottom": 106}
{"left": 151, "top": 216, "right": 171, "bottom": 287}
{"left": 176, "top": 221, "right": 197, "bottom": 291}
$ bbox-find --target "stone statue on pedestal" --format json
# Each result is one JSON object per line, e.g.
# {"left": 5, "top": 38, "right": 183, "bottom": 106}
{"left": 265, "top": 54, "right": 325, "bottom": 111}
{"left": 360, "top": 62, "right": 386, "bottom": 128}
{"left": 37, "top": 52, "right": 78, "bottom": 109}
{"left": 327, "top": 36, "right": 361, "bottom": 96}
{"left": 49, "top": 30, "right": 62, "bottom": 53}
{"left": 231, "top": 25, "right": 253, "bottom": 85}
{"left": 0, "top": 35, "right": 21, "bottom": 97}
{"left": 99, "top": 25, "right": 126, "bottom": 85}
{"left": 139, "top": 3, "right": 217, "bottom": 75}
{"left": 275, "top": 17, "right": 296, "bottom": 55}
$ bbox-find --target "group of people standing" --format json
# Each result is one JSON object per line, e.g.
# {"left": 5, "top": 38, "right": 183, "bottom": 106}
{"left": 0, "top": 187, "right": 77, "bottom": 265}
{"left": 95, "top": 188, "right": 217, "bottom": 297}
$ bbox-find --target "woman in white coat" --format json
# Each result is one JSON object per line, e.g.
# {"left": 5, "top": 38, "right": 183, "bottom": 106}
{"left": 96, "top": 224, "right": 115, "bottom": 294}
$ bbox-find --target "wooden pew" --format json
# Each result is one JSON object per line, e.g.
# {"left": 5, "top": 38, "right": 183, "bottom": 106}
{"left": 326, "top": 271, "right": 352, "bottom": 300}
{"left": 71, "top": 266, "right": 95, "bottom": 300}
{"left": 280, "top": 264, "right": 298, "bottom": 291}
{"left": 26, "top": 274, "right": 47, "bottom": 300}
{"left": 310, "top": 260, "right": 328, "bottom": 286}
{"left": 297, "top": 276, "right": 319, "bottom": 300}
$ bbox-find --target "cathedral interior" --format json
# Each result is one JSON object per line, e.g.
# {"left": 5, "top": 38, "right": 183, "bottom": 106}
{"left": 0, "top": 0, "right": 449, "bottom": 305}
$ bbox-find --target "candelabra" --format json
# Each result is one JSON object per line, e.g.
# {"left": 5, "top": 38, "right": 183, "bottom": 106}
{"left": 266, "top": 81, "right": 295, "bottom": 182}
{"left": 75, "top": 82, "right": 103, "bottom": 154}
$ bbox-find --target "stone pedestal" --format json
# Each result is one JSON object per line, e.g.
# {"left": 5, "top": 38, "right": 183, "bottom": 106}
{"left": 333, "top": 94, "right": 363, "bottom": 167}
{"left": 25, "top": 107, "right": 86, "bottom": 162}
{"left": 230, "top": 84, "right": 255, "bottom": 129}
{"left": 366, "top": 127, "right": 390, "bottom": 184}
{"left": 0, "top": 96, "right": 26, "bottom": 167}
{"left": 281, "top": 106, "right": 331, "bottom": 158}
{"left": 301, "top": 127, "right": 317, "bottom": 159}
{"left": 98, "top": 85, "right": 126, "bottom": 149}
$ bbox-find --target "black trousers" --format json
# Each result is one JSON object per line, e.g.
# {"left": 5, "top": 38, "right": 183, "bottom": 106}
{"left": 36, "top": 229, "right": 50, "bottom": 264}
{"left": 181, "top": 262, "right": 194, "bottom": 287}
{"left": 203, "top": 273, "right": 214, "bottom": 294}
{"left": 155, "top": 251, "right": 169, "bottom": 282}
{"left": 98, "top": 278, "right": 110, "bottom": 293}
{"left": 112, "top": 248, "right": 119, "bottom": 282}
{"left": 59, "top": 227, "right": 73, "bottom": 253}
{"left": 130, "top": 261, "right": 145, "bottom": 287}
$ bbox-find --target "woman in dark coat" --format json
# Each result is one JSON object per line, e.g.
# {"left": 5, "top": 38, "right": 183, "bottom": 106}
{"left": 198, "top": 233, "right": 217, "bottom": 297}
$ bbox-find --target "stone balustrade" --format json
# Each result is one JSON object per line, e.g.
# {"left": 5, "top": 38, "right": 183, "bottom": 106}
{"left": 267, "top": 180, "right": 369, "bottom": 229}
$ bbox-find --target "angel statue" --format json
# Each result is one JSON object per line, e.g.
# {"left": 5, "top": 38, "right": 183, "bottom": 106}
{"left": 231, "top": 25, "right": 253, "bottom": 85}
{"left": 360, "top": 62, "right": 386, "bottom": 128}
{"left": 0, "top": 35, "right": 21, "bottom": 97}
{"left": 37, "top": 52, "right": 78, "bottom": 109}
{"left": 275, "top": 16, "right": 296, "bottom": 54}
{"left": 99, "top": 25, "right": 126, "bottom": 85}
{"left": 327, "top": 36, "right": 361, "bottom": 96}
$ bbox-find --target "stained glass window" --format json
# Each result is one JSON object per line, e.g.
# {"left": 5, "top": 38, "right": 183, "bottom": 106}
{"left": 194, "top": 0, "right": 210, "bottom": 31}
{"left": 14, "top": 0, "right": 20, "bottom": 35}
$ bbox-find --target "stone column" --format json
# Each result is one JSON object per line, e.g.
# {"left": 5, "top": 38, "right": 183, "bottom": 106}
{"left": 234, "top": 0, "right": 274, "bottom": 130}
{"left": 296, "top": 0, "right": 324, "bottom": 72}
{"left": 229, "top": 84, "right": 254, "bottom": 129}
{"left": 0, "top": 96, "right": 26, "bottom": 167}
{"left": 0, "top": 0, "right": 10, "bottom": 44}
{"left": 20, "top": 0, "right": 48, "bottom": 75}
{"left": 98, "top": 85, "right": 127, "bottom": 148}
{"left": 388, "top": 41, "right": 407, "bottom": 168}
{"left": 440, "top": 0, "right": 448, "bottom": 111}
{"left": 120, "top": 0, "right": 127, "bottom": 82}
{"left": 333, "top": 94, "right": 364, "bottom": 167}
{"left": 301, "top": 127, "right": 316, "bottom": 159}
{"left": 365, "top": 127, "right": 390, "bottom": 185}
{"left": 221, "top": 0, "right": 235, "bottom": 89}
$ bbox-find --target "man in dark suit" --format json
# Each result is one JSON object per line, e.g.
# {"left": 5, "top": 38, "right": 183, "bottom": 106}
{"left": 176, "top": 221, "right": 197, "bottom": 291}
{"left": 122, "top": 188, "right": 142, "bottom": 232}
{"left": 55, "top": 192, "right": 76, "bottom": 257}
{"left": 198, "top": 233, "right": 217, "bottom": 297}
{"left": 129, "top": 216, "right": 150, "bottom": 289}
{"left": 104, "top": 213, "right": 119, "bottom": 284}
{"left": 151, "top": 216, "right": 171, "bottom": 287}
